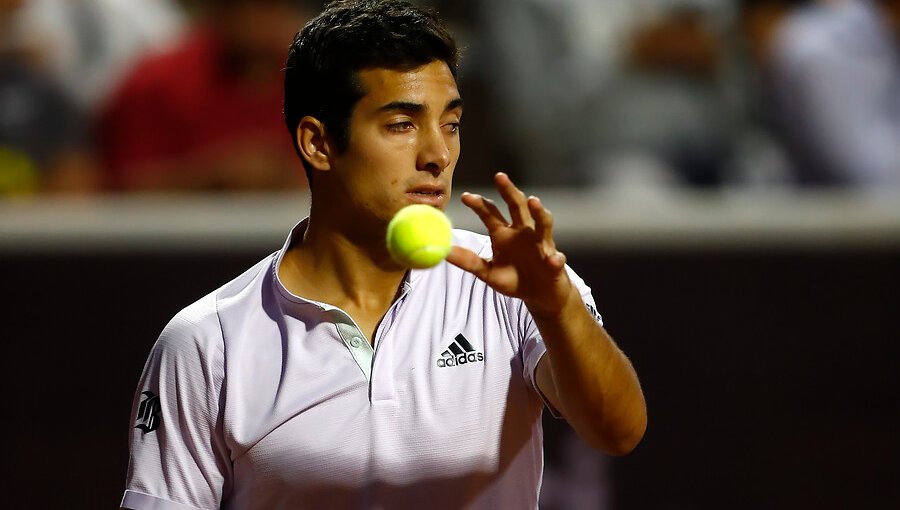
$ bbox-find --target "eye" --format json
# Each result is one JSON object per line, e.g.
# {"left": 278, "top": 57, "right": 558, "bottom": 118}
{"left": 445, "top": 122, "right": 461, "bottom": 134}
{"left": 387, "top": 121, "right": 415, "bottom": 132}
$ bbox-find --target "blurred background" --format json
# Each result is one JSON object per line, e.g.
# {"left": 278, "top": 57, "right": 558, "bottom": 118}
{"left": 1, "top": 0, "right": 898, "bottom": 508}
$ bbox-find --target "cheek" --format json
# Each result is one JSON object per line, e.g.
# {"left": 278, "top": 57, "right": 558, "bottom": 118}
{"left": 340, "top": 123, "right": 421, "bottom": 183}
{"left": 447, "top": 138, "right": 462, "bottom": 166}
{"left": 359, "top": 135, "right": 417, "bottom": 170}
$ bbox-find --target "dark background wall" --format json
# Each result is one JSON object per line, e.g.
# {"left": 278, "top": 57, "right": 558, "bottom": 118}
{"left": 3, "top": 247, "right": 898, "bottom": 508}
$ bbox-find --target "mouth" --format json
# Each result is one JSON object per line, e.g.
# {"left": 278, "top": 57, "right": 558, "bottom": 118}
{"left": 406, "top": 185, "right": 448, "bottom": 207}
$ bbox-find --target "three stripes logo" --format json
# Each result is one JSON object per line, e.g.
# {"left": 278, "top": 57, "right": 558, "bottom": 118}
{"left": 436, "top": 334, "right": 484, "bottom": 368}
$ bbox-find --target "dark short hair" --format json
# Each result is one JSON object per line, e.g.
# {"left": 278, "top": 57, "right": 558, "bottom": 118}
{"left": 284, "top": 0, "right": 459, "bottom": 181}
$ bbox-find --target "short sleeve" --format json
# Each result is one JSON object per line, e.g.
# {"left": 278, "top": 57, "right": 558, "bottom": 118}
{"left": 520, "top": 265, "right": 602, "bottom": 417}
{"left": 122, "top": 300, "right": 231, "bottom": 510}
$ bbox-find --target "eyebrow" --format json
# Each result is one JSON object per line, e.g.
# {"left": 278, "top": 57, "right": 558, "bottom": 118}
{"left": 377, "top": 98, "right": 464, "bottom": 114}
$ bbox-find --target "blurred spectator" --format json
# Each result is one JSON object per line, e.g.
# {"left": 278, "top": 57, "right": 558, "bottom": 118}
{"left": 610, "top": 0, "right": 740, "bottom": 188}
{"left": 13, "top": 0, "right": 186, "bottom": 114}
{"left": 751, "top": 0, "right": 900, "bottom": 187}
{"left": 479, "top": 0, "right": 629, "bottom": 187}
{"left": 480, "top": 0, "right": 741, "bottom": 188}
{"left": 98, "top": 0, "right": 314, "bottom": 191}
{"left": 1, "top": 0, "right": 100, "bottom": 195}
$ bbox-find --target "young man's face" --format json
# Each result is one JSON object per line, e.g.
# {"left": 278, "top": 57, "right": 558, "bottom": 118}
{"left": 325, "top": 60, "right": 462, "bottom": 227}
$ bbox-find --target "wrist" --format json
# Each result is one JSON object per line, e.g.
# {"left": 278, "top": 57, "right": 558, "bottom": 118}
{"left": 525, "top": 281, "right": 581, "bottom": 321}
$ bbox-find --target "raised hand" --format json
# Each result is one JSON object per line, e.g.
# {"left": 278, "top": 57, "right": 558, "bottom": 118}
{"left": 449, "top": 173, "right": 647, "bottom": 455}
{"left": 446, "top": 172, "right": 576, "bottom": 318}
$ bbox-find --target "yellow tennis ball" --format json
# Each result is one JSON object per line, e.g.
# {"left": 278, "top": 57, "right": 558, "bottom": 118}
{"left": 386, "top": 204, "right": 452, "bottom": 269}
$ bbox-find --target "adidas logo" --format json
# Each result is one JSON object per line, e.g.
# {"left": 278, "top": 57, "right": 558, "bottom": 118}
{"left": 436, "top": 334, "right": 484, "bottom": 368}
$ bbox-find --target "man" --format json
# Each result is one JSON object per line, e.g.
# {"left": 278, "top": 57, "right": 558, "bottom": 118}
{"left": 121, "top": 1, "right": 646, "bottom": 509}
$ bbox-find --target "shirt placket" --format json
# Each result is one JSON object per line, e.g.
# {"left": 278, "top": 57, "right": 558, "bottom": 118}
{"left": 312, "top": 279, "right": 411, "bottom": 402}
{"left": 368, "top": 283, "right": 410, "bottom": 403}
{"left": 323, "top": 308, "right": 375, "bottom": 383}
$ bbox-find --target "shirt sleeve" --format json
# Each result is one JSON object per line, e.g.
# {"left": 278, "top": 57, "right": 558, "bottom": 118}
{"left": 519, "top": 265, "right": 602, "bottom": 417}
{"left": 122, "top": 300, "right": 231, "bottom": 510}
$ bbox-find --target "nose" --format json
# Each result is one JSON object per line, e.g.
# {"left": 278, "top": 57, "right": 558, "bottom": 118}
{"left": 416, "top": 125, "right": 452, "bottom": 176}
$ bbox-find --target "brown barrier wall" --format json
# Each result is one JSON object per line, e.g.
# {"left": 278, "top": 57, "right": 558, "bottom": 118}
{"left": 2, "top": 248, "right": 898, "bottom": 508}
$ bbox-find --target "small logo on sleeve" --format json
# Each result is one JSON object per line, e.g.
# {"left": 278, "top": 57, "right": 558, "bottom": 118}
{"left": 585, "top": 303, "right": 603, "bottom": 324}
{"left": 436, "top": 334, "right": 484, "bottom": 367}
{"left": 134, "top": 391, "right": 161, "bottom": 433}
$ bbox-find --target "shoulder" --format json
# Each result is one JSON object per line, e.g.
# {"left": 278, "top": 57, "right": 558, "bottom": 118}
{"left": 152, "top": 290, "right": 222, "bottom": 370}
{"left": 155, "top": 254, "right": 276, "bottom": 357}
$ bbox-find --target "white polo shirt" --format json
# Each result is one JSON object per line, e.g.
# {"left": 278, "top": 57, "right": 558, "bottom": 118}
{"left": 122, "top": 222, "right": 601, "bottom": 510}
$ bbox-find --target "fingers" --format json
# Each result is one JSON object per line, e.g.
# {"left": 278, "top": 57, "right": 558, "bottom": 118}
{"left": 527, "top": 196, "right": 555, "bottom": 248}
{"left": 447, "top": 243, "right": 564, "bottom": 290}
{"left": 528, "top": 196, "right": 566, "bottom": 270}
{"left": 460, "top": 173, "right": 562, "bottom": 270}
{"left": 461, "top": 172, "right": 536, "bottom": 230}
{"left": 494, "top": 172, "right": 534, "bottom": 228}
{"left": 548, "top": 250, "right": 567, "bottom": 270}
{"left": 461, "top": 192, "right": 509, "bottom": 232}
{"left": 445, "top": 245, "right": 492, "bottom": 280}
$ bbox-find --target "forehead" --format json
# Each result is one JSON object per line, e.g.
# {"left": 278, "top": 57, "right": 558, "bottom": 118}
{"left": 354, "top": 61, "right": 460, "bottom": 111}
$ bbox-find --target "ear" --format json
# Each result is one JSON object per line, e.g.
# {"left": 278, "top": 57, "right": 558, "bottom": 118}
{"left": 296, "top": 116, "right": 334, "bottom": 172}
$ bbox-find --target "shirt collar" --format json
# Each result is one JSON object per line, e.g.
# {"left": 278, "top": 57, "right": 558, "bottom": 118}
{"left": 272, "top": 218, "right": 416, "bottom": 305}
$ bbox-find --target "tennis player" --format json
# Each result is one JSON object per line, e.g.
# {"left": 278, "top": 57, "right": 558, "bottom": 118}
{"left": 121, "top": 1, "right": 646, "bottom": 508}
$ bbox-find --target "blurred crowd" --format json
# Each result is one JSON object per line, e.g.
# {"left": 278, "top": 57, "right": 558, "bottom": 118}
{"left": 1, "top": 0, "right": 897, "bottom": 195}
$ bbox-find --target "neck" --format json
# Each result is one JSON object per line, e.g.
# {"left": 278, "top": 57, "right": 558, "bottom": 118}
{"left": 279, "top": 209, "right": 406, "bottom": 311}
